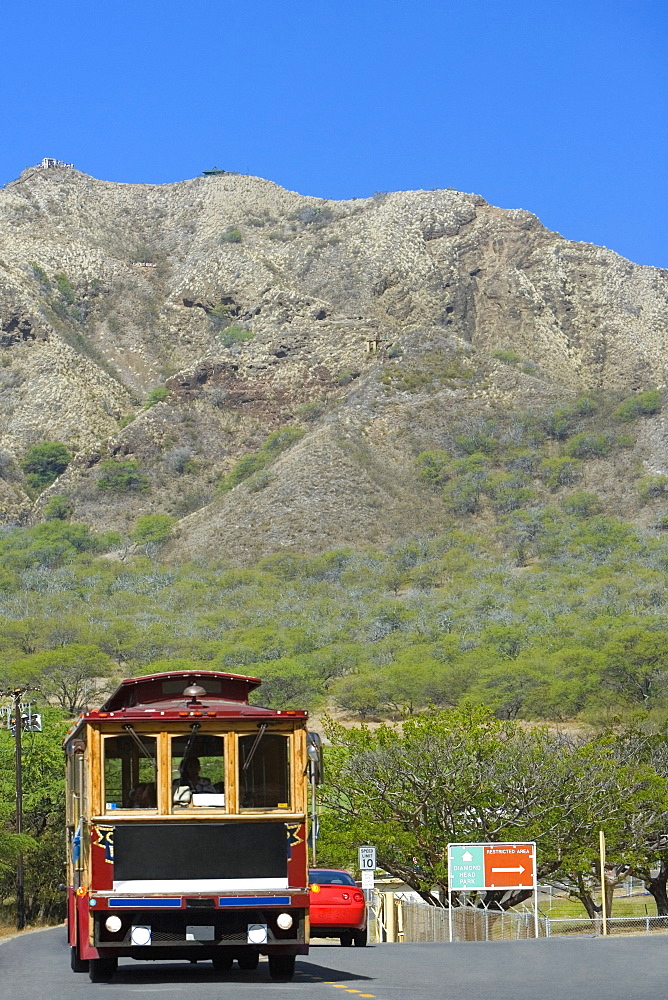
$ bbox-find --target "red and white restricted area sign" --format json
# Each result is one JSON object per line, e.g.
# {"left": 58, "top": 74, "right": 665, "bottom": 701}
{"left": 483, "top": 843, "right": 535, "bottom": 890}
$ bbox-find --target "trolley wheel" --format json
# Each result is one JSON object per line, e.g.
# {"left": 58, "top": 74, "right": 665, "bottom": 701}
{"left": 340, "top": 932, "right": 353, "bottom": 947}
{"left": 212, "top": 953, "right": 234, "bottom": 972}
{"left": 88, "top": 956, "right": 118, "bottom": 982}
{"left": 237, "top": 952, "right": 259, "bottom": 971}
{"left": 268, "top": 953, "right": 296, "bottom": 981}
{"left": 70, "top": 946, "right": 88, "bottom": 973}
{"left": 353, "top": 928, "right": 368, "bottom": 947}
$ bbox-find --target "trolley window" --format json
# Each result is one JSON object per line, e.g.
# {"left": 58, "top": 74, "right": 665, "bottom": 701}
{"left": 103, "top": 733, "right": 157, "bottom": 811}
{"left": 171, "top": 734, "right": 225, "bottom": 809}
{"left": 239, "top": 732, "right": 291, "bottom": 810}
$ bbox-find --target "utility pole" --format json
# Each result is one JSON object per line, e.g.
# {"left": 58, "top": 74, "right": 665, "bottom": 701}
{"left": 13, "top": 687, "right": 26, "bottom": 930}
{"left": 3, "top": 687, "right": 29, "bottom": 930}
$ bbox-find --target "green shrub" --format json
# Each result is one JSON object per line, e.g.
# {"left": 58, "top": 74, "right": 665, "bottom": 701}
{"left": 220, "top": 453, "right": 267, "bottom": 492}
{"left": 615, "top": 390, "right": 662, "bottom": 422}
{"left": 42, "top": 495, "right": 74, "bottom": 521}
{"left": 30, "top": 261, "right": 51, "bottom": 291}
{"left": 20, "top": 442, "right": 72, "bottom": 490}
{"left": 247, "top": 470, "right": 272, "bottom": 492}
{"left": 218, "top": 426, "right": 305, "bottom": 492}
{"left": 543, "top": 396, "right": 597, "bottom": 440}
{"left": 637, "top": 475, "right": 668, "bottom": 503}
{"left": 455, "top": 420, "right": 501, "bottom": 457}
{"left": 219, "top": 325, "right": 254, "bottom": 349}
{"left": 562, "top": 491, "right": 603, "bottom": 518}
{"left": 209, "top": 304, "right": 231, "bottom": 329}
{"left": 380, "top": 352, "right": 477, "bottom": 392}
{"left": 262, "top": 427, "right": 306, "bottom": 454}
{"left": 442, "top": 457, "right": 489, "bottom": 513}
{"left": 415, "top": 450, "right": 451, "bottom": 488}
{"left": 564, "top": 433, "right": 610, "bottom": 459}
{"left": 54, "top": 272, "right": 75, "bottom": 305}
{"left": 132, "top": 514, "right": 176, "bottom": 546}
{"left": 220, "top": 228, "right": 242, "bottom": 243}
{"left": 97, "top": 459, "right": 150, "bottom": 493}
{"left": 539, "top": 456, "right": 582, "bottom": 490}
{"left": 485, "top": 473, "right": 535, "bottom": 514}
{"left": 491, "top": 349, "right": 522, "bottom": 365}
{"left": 144, "top": 386, "right": 168, "bottom": 408}
{"left": 504, "top": 449, "right": 541, "bottom": 475}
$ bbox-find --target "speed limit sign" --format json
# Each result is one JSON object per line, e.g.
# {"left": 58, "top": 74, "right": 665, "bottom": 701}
{"left": 358, "top": 846, "right": 376, "bottom": 870}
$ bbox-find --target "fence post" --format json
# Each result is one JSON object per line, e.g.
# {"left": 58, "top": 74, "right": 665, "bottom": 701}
{"left": 397, "top": 900, "right": 404, "bottom": 942}
{"left": 385, "top": 893, "right": 395, "bottom": 942}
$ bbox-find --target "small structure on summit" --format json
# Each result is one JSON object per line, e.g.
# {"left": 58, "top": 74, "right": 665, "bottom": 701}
{"left": 39, "top": 158, "right": 74, "bottom": 169}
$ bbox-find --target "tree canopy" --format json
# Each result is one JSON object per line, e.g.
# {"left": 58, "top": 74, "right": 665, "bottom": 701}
{"left": 318, "top": 707, "right": 668, "bottom": 915}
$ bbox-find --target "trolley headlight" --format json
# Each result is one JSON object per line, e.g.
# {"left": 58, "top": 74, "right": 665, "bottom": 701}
{"left": 105, "top": 915, "right": 123, "bottom": 933}
{"left": 276, "top": 912, "right": 293, "bottom": 930}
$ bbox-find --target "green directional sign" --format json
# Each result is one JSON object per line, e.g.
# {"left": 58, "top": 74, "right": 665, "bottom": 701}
{"left": 447, "top": 843, "right": 485, "bottom": 891}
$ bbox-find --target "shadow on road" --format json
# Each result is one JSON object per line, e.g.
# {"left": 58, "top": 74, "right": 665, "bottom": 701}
{"left": 107, "top": 954, "right": 375, "bottom": 987}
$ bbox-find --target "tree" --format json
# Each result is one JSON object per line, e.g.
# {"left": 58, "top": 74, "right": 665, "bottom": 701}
{"left": 42, "top": 495, "right": 74, "bottom": 520}
{"left": 97, "top": 458, "right": 150, "bottom": 493}
{"left": 131, "top": 514, "right": 176, "bottom": 552}
{"left": 22, "top": 644, "right": 113, "bottom": 713}
{"left": 602, "top": 626, "right": 668, "bottom": 703}
{"left": 319, "top": 707, "right": 668, "bottom": 915}
{"left": 20, "top": 442, "right": 71, "bottom": 490}
{"left": 0, "top": 708, "right": 70, "bottom": 923}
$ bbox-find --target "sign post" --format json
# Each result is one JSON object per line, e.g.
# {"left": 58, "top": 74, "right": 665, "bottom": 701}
{"left": 358, "top": 846, "right": 377, "bottom": 902}
{"left": 447, "top": 842, "right": 538, "bottom": 941}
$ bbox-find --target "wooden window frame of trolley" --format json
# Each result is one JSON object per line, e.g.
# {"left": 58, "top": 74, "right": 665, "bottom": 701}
{"left": 80, "top": 721, "right": 309, "bottom": 822}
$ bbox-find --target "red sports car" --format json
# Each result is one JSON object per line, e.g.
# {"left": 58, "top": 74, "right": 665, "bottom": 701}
{"left": 309, "top": 869, "right": 368, "bottom": 946}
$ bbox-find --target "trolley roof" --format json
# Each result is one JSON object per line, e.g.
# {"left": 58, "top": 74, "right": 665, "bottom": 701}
{"left": 63, "top": 670, "right": 307, "bottom": 743}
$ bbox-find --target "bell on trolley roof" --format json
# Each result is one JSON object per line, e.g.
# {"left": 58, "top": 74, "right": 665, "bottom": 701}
{"left": 183, "top": 683, "right": 206, "bottom": 705}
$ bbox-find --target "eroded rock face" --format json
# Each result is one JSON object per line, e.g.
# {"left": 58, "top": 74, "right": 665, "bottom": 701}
{"left": 0, "top": 166, "right": 666, "bottom": 552}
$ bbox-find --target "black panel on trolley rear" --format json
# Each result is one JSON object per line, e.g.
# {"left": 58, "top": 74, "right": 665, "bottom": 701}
{"left": 114, "top": 823, "right": 287, "bottom": 880}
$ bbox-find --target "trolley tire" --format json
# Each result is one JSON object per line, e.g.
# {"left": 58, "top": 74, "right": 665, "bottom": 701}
{"left": 340, "top": 932, "right": 353, "bottom": 947}
{"left": 268, "top": 954, "right": 296, "bottom": 981}
{"left": 88, "top": 956, "right": 118, "bottom": 982}
{"left": 238, "top": 952, "right": 260, "bottom": 971}
{"left": 70, "top": 946, "right": 88, "bottom": 973}
{"left": 353, "top": 928, "right": 368, "bottom": 947}
{"left": 212, "top": 953, "right": 234, "bottom": 972}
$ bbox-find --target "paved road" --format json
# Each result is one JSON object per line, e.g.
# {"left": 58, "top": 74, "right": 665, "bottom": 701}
{"left": 1, "top": 927, "right": 665, "bottom": 1000}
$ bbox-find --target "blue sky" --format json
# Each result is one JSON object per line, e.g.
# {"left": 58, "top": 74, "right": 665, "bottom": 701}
{"left": 3, "top": 0, "right": 666, "bottom": 267}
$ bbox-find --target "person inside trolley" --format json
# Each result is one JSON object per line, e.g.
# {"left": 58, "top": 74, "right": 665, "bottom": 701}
{"left": 179, "top": 756, "right": 219, "bottom": 793}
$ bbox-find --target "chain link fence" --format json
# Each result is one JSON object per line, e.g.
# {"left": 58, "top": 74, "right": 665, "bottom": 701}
{"left": 372, "top": 895, "right": 668, "bottom": 943}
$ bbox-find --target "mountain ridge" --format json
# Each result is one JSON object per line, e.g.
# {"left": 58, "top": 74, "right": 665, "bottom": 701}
{"left": 0, "top": 165, "right": 667, "bottom": 559}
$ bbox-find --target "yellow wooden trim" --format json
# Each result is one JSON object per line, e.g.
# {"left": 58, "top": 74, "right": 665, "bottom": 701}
{"left": 90, "top": 812, "right": 307, "bottom": 823}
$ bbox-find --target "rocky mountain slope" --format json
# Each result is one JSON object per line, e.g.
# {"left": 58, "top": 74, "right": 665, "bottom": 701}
{"left": 0, "top": 163, "right": 667, "bottom": 560}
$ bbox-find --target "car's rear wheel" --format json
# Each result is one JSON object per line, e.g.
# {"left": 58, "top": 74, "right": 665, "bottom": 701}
{"left": 340, "top": 932, "right": 353, "bottom": 946}
{"left": 88, "top": 956, "right": 117, "bottom": 982}
{"left": 268, "top": 954, "right": 296, "bottom": 981}
{"left": 353, "top": 928, "right": 367, "bottom": 947}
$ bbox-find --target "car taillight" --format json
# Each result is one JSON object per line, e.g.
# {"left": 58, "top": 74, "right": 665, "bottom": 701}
{"left": 353, "top": 891, "right": 364, "bottom": 903}
{"left": 342, "top": 892, "right": 350, "bottom": 900}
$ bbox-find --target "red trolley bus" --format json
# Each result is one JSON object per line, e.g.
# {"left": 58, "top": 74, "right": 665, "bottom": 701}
{"left": 64, "top": 670, "right": 320, "bottom": 982}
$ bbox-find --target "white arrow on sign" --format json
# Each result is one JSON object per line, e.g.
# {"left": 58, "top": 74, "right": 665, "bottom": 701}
{"left": 492, "top": 866, "right": 525, "bottom": 873}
